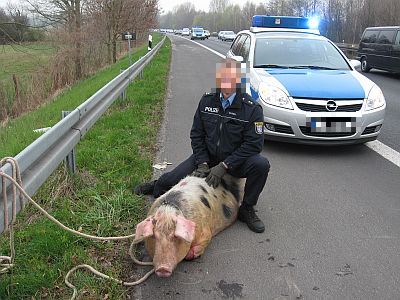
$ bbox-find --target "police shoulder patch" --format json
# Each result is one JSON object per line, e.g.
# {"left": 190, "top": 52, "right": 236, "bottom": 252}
{"left": 254, "top": 122, "right": 264, "bottom": 135}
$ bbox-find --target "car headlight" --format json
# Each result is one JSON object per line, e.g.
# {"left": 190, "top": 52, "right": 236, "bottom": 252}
{"left": 366, "top": 85, "right": 385, "bottom": 111}
{"left": 258, "top": 83, "right": 293, "bottom": 110}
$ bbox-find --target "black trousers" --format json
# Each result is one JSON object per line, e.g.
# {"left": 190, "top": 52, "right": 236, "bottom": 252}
{"left": 153, "top": 154, "right": 270, "bottom": 206}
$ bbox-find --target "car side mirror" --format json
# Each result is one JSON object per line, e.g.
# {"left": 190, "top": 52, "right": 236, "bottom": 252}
{"left": 231, "top": 55, "right": 243, "bottom": 62}
{"left": 349, "top": 59, "right": 361, "bottom": 70}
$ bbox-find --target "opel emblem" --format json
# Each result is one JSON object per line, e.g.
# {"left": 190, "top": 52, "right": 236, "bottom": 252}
{"left": 326, "top": 100, "right": 338, "bottom": 112}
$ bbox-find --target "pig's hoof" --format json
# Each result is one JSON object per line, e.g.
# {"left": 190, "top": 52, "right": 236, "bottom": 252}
{"left": 185, "top": 246, "right": 204, "bottom": 260}
{"left": 185, "top": 248, "right": 195, "bottom": 260}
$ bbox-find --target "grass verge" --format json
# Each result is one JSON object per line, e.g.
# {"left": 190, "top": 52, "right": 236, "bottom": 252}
{"left": 0, "top": 35, "right": 171, "bottom": 299}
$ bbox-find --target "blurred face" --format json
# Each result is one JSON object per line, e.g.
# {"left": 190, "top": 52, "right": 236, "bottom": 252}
{"left": 216, "top": 62, "right": 241, "bottom": 95}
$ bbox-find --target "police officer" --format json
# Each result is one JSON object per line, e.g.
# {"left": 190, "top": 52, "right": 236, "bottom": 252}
{"left": 134, "top": 58, "right": 270, "bottom": 233}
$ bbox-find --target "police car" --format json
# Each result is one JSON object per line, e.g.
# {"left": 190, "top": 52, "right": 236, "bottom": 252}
{"left": 191, "top": 26, "right": 206, "bottom": 40}
{"left": 226, "top": 16, "right": 386, "bottom": 145}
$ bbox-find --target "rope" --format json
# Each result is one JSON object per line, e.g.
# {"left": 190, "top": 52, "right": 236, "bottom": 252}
{"left": 0, "top": 157, "right": 154, "bottom": 299}
{"left": 0, "top": 157, "right": 22, "bottom": 275}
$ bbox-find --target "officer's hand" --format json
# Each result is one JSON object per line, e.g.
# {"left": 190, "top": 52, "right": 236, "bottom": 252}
{"left": 191, "top": 163, "right": 210, "bottom": 178}
{"left": 205, "top": 162, "right": 227, "bottom": 188}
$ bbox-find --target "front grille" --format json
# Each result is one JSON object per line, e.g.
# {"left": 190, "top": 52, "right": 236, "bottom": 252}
{"left": 299, "top": 126, "right": 355, "bottom": 137}
{"left": 296, "top": 102, "right": 363, "bottom": 112}
{"left": 362, "top": 126, "right": 378, "bottom": 135}
{"left": 274, "top": 125, "right": 294, "bottom": 134}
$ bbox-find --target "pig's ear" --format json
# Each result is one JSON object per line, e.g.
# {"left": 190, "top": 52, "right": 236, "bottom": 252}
{"left": 134, "top": 217, "right": 154, "bottom": 242}
{"left": 175, "top": 215, "right": 196, "bottom": 243}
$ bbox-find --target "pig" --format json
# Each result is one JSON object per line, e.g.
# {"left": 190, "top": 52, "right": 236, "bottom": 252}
{"left": 134, "top": 174, "right": 244, "bottom": 277}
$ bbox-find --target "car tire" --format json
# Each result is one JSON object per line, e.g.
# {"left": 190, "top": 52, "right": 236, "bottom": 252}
{"left": 361, "top": 57, "right": 371, "bottom": 73}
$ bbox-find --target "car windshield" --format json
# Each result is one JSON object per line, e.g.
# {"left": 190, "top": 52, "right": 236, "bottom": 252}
{"left": 225, "top": 31, "right": 235, "bottom": 35}
{"left": 194, "top": 28, "right": 203, "bottom": 33}
{"left": 254, "top": 37, "right": 350, "bottom": 70}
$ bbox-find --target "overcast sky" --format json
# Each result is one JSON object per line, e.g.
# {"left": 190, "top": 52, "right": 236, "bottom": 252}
{"left": 1, "top": 0, "right": 266, "bottom": 12}
{"left": 0, "top": 0, "right": 20, "bottom": 8}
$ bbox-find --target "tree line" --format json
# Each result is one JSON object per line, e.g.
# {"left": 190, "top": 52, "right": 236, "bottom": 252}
{"left": 159, "top": 0, "right": 400, "bottom": 43}
{"left": 1, "top": 0, "right": 157, "bottom": 78}
{"left": 0, "top": 0, "right": 158, "bottom": 122}
{"left": 26, "top": 0, "right": 158, "bottom": 78}
{"left": 0, "top": 5, "right": 44, "bottom": 44}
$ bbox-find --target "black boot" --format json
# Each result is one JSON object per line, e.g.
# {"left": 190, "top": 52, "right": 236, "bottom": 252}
{"left": 133, "top": 180, "right": 157, "bottom": 195}
{"left": 238, "top": 205, "right": 265, "bottom": 233}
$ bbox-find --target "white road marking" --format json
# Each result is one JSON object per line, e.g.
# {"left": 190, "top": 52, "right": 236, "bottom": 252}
{"left": 366, "top": 140, "right": 400, "bottom": 168}
{"left": 171, "top": 34, "right": 400, "bottom": 169}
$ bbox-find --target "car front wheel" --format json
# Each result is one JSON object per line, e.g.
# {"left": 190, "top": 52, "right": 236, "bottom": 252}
{"left": 361, "top": 57, "right": 371, "bottom": 73}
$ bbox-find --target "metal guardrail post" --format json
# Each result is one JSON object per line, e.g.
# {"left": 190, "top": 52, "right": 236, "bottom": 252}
{"left": 62, "top": 111, "right": 76, "bottom": 174}
{"left": 139, "top": 56, "right": 143, "bottom": 79}
{"left": 119, "top": 69, "right": 127, "bottom": 100}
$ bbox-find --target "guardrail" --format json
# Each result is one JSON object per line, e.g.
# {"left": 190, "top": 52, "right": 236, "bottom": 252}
{"left": 336, "top": 43, "right": 359, "bottom": 59}
{"left": 0, "top": 35, "right": 166, "bottom": 234}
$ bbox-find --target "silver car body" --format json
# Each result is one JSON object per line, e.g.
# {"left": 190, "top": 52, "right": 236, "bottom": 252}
{"left": 222, "top": 31, "right": 236, "bottom": 41}
{"left": 182, "top": 28, "right": 190, "bottom": 36}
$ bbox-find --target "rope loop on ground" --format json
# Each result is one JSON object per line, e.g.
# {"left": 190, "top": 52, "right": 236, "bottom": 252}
{"left": 0, "top": 157, "right": 154, "bottom": 299}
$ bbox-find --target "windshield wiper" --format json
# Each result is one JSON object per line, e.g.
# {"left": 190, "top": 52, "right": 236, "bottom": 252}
{"left": 253, "top": 64, "right": 289, "bottom": 69}
{"left": 290, "top": 65, "right": 338, "bottom": 70}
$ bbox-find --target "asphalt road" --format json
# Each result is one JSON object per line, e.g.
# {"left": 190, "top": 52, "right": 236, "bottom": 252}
{"left": 133, "top": 35, "right": 400, "bottom": 300}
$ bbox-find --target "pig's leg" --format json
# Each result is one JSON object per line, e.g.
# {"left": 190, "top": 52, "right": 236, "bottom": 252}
{"left": 185, "top": 227, "right": 212, "bottom": 260}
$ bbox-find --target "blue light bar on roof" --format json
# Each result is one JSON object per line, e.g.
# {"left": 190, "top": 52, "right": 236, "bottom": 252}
{"left": 252, "top": 15, "right": 312, "bottom": 29}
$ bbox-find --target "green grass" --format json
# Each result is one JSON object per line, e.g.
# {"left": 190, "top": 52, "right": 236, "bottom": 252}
{"left": 0, "top": 43, "right": 57, "bottom": 82}
{"left": 0, "top": 33, "right": 170, "bottom": 299}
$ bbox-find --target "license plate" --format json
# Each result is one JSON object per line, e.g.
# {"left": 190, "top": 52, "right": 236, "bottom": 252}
{"left": 307, "top": 117, "right": 357, "bottom": 133}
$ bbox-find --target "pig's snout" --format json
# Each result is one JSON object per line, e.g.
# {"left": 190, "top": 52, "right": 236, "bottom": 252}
{"left": 155, "top": 265, "right": 173, "bottom": 278}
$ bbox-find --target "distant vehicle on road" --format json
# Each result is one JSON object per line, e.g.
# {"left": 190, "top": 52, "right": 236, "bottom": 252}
{"left": 191, "top": 26, "right": 206, "bottom": 40}
{"left": 218, "top": 31, "right": 226, "bottom": 40}
{"left": 204, "top": 30, "right": 210, "bottom": 39}
{"left": 221, "top": 31, "right": 236, "bottom": 42}
{"left": 226, "top": 15, "right": 386, "bottom": 145}
{"left": 182, "top": 28, "right": 190, "bottom": 36}
{"left": 357, "top": 26, "right": 400, "bottom": 73}
{"left": 211, "top": 32, "right": 218, "bottom": 37}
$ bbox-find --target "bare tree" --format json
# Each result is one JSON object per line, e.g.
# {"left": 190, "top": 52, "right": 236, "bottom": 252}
{"left": 26, "top": 0, "right": 83, "bottom": 78}
{"left": 243, "top": 1, "right": 256, "bottom": 27}
{"left": 87, "top": 0, "right": 158, "bottom": 63}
